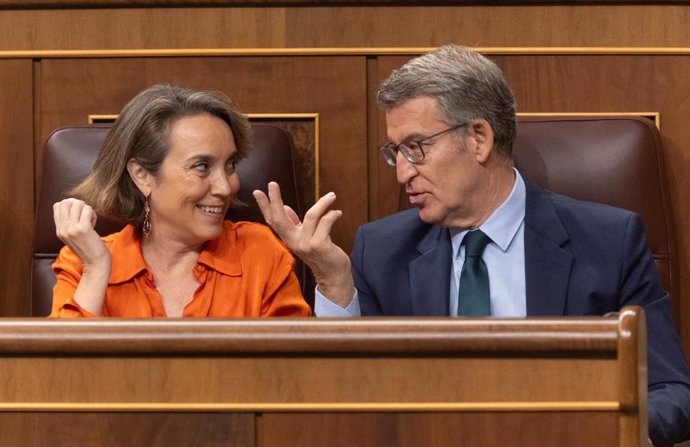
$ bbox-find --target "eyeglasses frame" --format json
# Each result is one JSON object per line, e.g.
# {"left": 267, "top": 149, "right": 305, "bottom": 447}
{"left": 379, "top": 122, "right": 469, "bottom": 166}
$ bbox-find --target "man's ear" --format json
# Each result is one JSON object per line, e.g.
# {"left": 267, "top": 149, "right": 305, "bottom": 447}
{"left": 126, "top": 158, "right": 152, "bottom": 196}
{"left": 468, "top": 119, "right": 496, "bottom": 164}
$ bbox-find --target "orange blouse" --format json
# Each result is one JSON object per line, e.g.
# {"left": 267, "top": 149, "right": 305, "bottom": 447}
{"left": 50, "top": 221, "right": 311, "bottom": 318}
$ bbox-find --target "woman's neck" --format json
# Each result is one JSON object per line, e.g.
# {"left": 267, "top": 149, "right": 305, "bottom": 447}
{"left": 140, "top": 234, "right": 203, "bottom": 274}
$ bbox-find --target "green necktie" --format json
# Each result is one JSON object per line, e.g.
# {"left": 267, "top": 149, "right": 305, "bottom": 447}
{"left": 458, "top": 230, "right": 491, "bottom": 316}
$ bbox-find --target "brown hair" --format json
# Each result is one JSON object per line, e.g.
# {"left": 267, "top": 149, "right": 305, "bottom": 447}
{"left": 72, "top": 84, "right": 252, "bottom": 225}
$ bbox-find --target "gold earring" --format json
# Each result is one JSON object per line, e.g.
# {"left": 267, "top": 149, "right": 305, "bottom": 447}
{"left": 142, "top": 197, "right": 151, "bottom": 237}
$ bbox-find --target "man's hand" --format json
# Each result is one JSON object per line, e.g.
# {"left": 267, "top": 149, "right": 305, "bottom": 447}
{"left": 253, "top": 182, "right": 354, "bottom": 306}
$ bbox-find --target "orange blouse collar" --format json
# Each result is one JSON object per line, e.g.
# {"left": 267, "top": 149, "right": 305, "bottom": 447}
{"left": 108, "top": 223, "right": 242, "bottom": 284}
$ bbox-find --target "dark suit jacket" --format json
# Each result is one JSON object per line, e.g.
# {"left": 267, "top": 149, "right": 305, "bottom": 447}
{"left": 351, "top": 181, "right": 690, "bottom": 447}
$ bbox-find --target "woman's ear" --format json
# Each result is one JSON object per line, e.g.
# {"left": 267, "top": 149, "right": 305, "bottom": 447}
{"left": 126, "top": 158, "right": 152, "bottom": 196}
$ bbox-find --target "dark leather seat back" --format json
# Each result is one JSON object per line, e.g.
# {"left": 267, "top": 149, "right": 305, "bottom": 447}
{"left": 399, "top": 116, "right": 676, "bottom": 296}
{"left": 33, "top": 124, "right": 311, "bottom": 316}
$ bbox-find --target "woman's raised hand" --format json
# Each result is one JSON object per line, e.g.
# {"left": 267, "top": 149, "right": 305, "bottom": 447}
{"left": 53, "top": 198, "right": 110, "bottom": 269}
{"left": 53, "top": 199, "right": 112, "bottom": 315}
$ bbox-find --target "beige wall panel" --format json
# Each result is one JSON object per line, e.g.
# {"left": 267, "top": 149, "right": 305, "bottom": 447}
{"left": 0, "top": 60, "right": 33, "bottom": 316}
{"left": 38, "top": 56, "right": 367, "bottom": 253}
{"left": 0, "top": 8, "right": 286, "bottom": 50}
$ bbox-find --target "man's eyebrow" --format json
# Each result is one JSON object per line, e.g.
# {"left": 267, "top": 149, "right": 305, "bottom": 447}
{"left": 392, "top": 132, "right": 428, "bottom": 144}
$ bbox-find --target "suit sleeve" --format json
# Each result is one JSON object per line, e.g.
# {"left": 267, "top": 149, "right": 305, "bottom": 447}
{"left": 351, "top": 226, "right": 384, "bottom": 316}
{"left": 620, "top": 214, "right": 690, "bottom": 446}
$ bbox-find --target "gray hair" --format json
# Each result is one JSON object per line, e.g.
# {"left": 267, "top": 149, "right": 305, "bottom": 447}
{"left": 377, "top": 45, "right": 516, "bottom": 157}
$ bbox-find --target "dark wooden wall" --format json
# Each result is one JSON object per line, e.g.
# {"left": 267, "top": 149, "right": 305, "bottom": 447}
{"left": 2, "top": 2, "right": 690, "bottom": 357}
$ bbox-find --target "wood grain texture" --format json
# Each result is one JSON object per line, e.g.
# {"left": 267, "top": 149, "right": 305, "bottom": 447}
{"left": 0, "top": 413, "right": 254, "bottom": 447}
{"left": 0, "top": 316, "right": 631, "bottom": 405}
{"left": 0, "top": 60, "right": 33, "bottom": 317}
{"left": 2, "top": 0, "right": 688, "bottom": 7}
{"left": 262, "top": 412, "right": 620, "bottom": 447}
{"left": 0, "top": 317, "right": 621, "bottom": 354}
{"left": 286, "top": 5, "right": 690, "bottom": 48}
{"left": 0, "top": 315, "right": 643, "bottom": 446}
{"left": 0, "top": 8, "right": 287, "bottom": 50}
{"left": 618, "top": 307, "right": 648, "bottom": 446}
{"left": 0, "top": 356, "right": 618, "bottom": 404}
{"left": 5, "top": 6, "right": 690, "bottom": 51}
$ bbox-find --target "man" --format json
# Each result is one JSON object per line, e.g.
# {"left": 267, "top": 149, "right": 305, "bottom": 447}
{"left": 253, "top": 45, "right": 690, "bottom": 446}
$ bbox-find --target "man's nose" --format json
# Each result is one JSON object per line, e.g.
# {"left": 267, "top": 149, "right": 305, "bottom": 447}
{"left": 396, "top": 152, "right": 418, "bottom": 185}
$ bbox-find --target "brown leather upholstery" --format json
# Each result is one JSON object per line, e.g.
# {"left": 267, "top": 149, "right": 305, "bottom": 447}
{"left": 399, "top": 116, "right": 676, "bottom": 296}
{"left": 33, "top": 124, "right": 313, "bottom": 316}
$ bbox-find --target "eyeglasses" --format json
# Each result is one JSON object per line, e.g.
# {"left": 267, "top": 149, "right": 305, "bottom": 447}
{"left": 379, "top": 123, "right": 468, "bottom": 166}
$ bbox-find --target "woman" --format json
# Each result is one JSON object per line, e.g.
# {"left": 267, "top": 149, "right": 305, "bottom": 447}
{"left": 51, "top": 84, "right": 311, "bottom": 318}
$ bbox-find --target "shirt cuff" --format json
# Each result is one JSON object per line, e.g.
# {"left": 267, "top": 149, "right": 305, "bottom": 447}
{"left": 52, "top": 296, "right": 97, "bottom": 318}
{"left": 313, "top": 287, "right": 361, "bottom": 317}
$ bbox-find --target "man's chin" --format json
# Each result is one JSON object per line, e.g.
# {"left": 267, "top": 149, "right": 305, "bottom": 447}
{"left": 416, "top": 207, "right": 441, "bottom": 225}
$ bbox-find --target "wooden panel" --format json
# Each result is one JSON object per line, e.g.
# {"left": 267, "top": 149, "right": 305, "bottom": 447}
{"left": 0, "top": 356, "right": 618, "bottom": 404}
{"left": 0, "top": 413, "right": 254, "bottom": 447}
{"left": 369, "top": 56, "right": 410, "bottom": 222}
{"left": 262, "top": 412, "right": 619, "bottom": 447}
{"left": 38, "top": 56, "right": 367, "bottom": 253}
{"left": 3, "top": 0, "right": 689, "bottom": 7}
{"left": 0, "top": 8, "right": 287, "bottom": 50}
{"left": 0, "top": 318, "right": 624, "bottom": 405}
{"left": 286, "top": 5, "right": 690, "bottom": 48}
{"left": 0, "top": 60, "right": 33, "bottom": 317}
{"left": 0, "top": 313, "right": 646, "bottom": 446}
{"left": 5, "top": 6, "right": 690, "bottom": 52}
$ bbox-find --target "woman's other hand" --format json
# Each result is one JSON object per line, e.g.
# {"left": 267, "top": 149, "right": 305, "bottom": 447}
{"left": 53, "top": 198, "right": 110, "bottom": 270}
{"left": 53, "top": 198, "right": 111, "bottom": 315}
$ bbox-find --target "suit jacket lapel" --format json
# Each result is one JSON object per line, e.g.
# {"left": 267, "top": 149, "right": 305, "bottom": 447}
{"left": 524, "top": 182, "right": 573, "bottom": 316}
{"left": 409, "top": 226, "right": 452, "bottom": 316}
